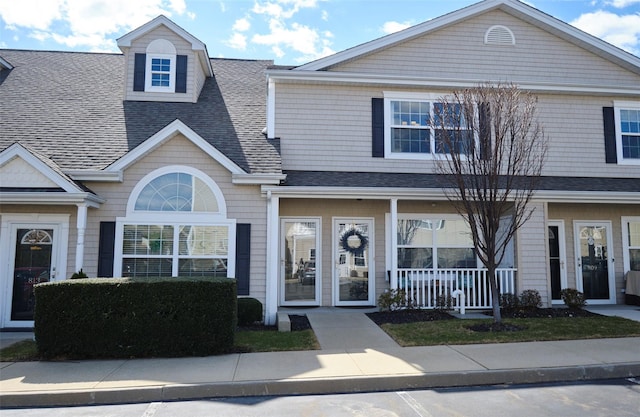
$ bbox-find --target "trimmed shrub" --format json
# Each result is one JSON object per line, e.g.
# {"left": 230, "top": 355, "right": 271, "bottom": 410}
{"left": 560, "top": 288, "right": 587, "bottom": 309}
{"left": 34, "top": 277, "right": 237, "bottom": 359}
{"left": 237, "top": 297, "right": 263, "bottom": 326}
{"left": 519, "top": 289, "right": 542, "bottom": 310}
{"left": 378, "top": 289, "right": 411, "bottom": 311}
{"left": 499, "top": 293, "right": 520, "bottom": 310}
{"left": 69, "top": 269, "right": 88, "bottom": 279}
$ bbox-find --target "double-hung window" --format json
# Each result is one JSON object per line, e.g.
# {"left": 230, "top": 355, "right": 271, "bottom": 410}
{"left": 150, "top": 57, "right": 171, "bottom": 87}
{"left": 385, "top": 92, "right": 474, "bottom": 159}
{"left": 614, "top": 101, "right": 640, "bottom": 164}
{"left": 623, "top": 217, "right": 640, "bottom": 272}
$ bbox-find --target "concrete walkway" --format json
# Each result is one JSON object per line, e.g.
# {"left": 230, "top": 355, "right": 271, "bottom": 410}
{"left": 1, "top": 306, "right": 640, "bottom": 408}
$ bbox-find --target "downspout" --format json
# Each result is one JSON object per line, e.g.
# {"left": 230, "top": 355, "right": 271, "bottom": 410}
{"left": 75, "top": 203, "right": 88, "bottom": 274}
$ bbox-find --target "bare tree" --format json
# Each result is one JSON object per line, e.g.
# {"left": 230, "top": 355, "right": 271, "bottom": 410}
{"left": 431, "top": 83, "right": 547, "bottom": 324}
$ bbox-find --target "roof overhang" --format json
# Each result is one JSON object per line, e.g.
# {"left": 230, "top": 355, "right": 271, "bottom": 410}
{"left": 0, "top": 192, "right": 105, "bottom": 207}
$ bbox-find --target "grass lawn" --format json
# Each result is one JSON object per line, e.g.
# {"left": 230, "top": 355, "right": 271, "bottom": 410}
{"left": 380, "top": 316, "right": 640, "bottom": 346}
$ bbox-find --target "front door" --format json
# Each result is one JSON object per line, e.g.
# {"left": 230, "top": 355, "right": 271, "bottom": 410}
{"left": 334, "top": 218, "right": 374, "bottom": 306}
{"left": 548, "top": 221, "right": 567, "bottom": 304}
{"left": 280, "top": 218, "right": 321, "bottom": 306}
{"left": 574, "top": 221, "right": 615, "bottom": 304}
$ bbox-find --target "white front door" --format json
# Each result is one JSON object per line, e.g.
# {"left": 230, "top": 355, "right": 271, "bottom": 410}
{"left": 573, "top": 221, "right": 616, "bottom": 304}
{"left": 334, "top": 218, "right": 374, "bottom": 306}
{"left": 1, "top": 215, "right": 69, "bottom": 328}
{"left": 280, "top": 218, "right": 321, "bottom": 306}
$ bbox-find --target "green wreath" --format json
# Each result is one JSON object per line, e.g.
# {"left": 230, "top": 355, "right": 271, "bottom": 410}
{"left": 340, "top": 228, "right": 368, "bottom": 256}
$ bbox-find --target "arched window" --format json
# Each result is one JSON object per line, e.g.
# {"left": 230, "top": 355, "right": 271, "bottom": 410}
{"left": 115, "top": 167, "right": 235, "bottom": 279}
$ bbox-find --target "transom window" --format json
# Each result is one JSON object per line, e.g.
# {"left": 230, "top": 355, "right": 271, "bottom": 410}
{"left": 385, "top": 93, "right": 474, "bottom": 159}
{"left": 397, "top": 216, "right": 477, "bottom": 269}
{"left": 115, "top": 167, "right": 235, "bottom": 279}
{"left": 615, "top": 102, "right": 640, "bottom": 163}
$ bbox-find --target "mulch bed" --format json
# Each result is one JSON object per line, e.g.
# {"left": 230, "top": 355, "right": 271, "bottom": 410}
{"left": 489, "top": 308, "right": 599, "bottom": 319}
{"left": 366, "top": 309, "right": 456, "bottom": 325}
{"left": 237, "top": 314, "right": 312, "bottom": 332}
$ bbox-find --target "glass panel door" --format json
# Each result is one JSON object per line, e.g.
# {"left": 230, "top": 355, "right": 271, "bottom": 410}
{"left": 548, "top": 221, "right": 567, "bottom": 303}
{"left": 281, "top": 219, "right": 320, "bottom": 306}
{"left": 335, "top": 219, "right": 374, "bottom": 306}
{"left": 11, "top": 229, "right": 54, "bottom": 321}
{"left": 574, "top": 222, "right": 615, "bottom": 303}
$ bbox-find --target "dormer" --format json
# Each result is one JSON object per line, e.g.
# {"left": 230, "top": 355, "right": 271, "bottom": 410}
{"left": 117, "top": 15, "right": 213, "bottom": 103}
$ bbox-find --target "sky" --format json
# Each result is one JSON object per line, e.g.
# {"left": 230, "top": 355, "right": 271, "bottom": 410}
{"left": 0, "top": 0, "right": 639, "bottom": 65}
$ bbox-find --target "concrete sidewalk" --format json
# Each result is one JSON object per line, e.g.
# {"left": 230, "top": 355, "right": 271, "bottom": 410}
{"left": 1, "top": 306, "right": 640, "bottom": 408}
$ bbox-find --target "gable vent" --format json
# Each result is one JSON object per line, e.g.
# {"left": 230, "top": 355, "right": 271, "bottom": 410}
{"left": 484, "top": 25, "right": 515, "bottom": 46}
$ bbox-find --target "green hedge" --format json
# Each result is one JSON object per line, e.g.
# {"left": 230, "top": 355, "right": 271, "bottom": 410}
{"left": 34, "top": 277, "right": 237, "bottom": 359}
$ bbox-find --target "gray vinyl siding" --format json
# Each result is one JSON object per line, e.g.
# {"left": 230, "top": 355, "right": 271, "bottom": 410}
{"left": 274, "top": 81, "right": 640, "bottom": 178}
{"left": 331, "top": 10, "right": 640, "bottom": 88}
{"left": 84, "top": 134, "right": 268, "bottom": 301}
{"left": 124, "top": 26, "right": 200, "bottom": 103}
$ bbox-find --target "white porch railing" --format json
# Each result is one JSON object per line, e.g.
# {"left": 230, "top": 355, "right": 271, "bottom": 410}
{"left": 395, "top": 268, "right": 517, "bottom": 310}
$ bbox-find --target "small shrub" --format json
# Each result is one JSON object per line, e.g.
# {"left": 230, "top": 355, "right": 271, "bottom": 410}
{"left": 519, "top": 289, "right": 542, "bottom": 310}
{"left": 560, "top": 288, "right": 586, "bottom": 309}
{"left": 435, "top": 293, "right": 453, "bottom": 311}
{"left": 499, "top": 293, "right": 520, "bottom": 310}
{"left": 69, "top": 269, "right": 88, "bottom": 279}
{"left": 378, "top": 289, "right": 410, "bottom": 311}
{"left": 237, "top": 297, "right": 263, "bottom": 326}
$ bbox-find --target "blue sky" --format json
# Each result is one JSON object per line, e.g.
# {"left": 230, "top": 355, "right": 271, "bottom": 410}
{"left": 1, "top": 0, "right": 639, "bottom": 64}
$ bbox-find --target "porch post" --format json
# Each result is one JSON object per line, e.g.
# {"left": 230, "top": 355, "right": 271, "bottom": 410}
{"left": 390, "top": 198, "right": 398, "bottom": 290}
{"left": 265, "top": 191, "right": 280, "bottom": 325}
{"left": 74, "top": 203, "right": 88, "bottom": 274}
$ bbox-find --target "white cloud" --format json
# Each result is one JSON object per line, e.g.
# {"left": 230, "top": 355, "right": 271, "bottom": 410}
{"left": 233, "top": 18, "right": 251, "bottom": 32}
{"left": 226, "top": 32, "right": 247, "bottom": 50}
{"left": 381, "top": 20, "right": 412, "bottom": 35}
{"left": 607, "top": 0, "right": 640, "bottom": 7}
{"left": 571, "top": 10, "right": 640, "bottom": 56}
{"left": 0, "top": 0, "right": 192, "bottom": 52}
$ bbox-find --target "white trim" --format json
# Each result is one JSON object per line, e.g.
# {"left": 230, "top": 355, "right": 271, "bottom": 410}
{"left": 107, "top": 119, "right": 246, "bottom": 175}
{"left": 573, "top": 220, "right": 616, "bottom": 304}
{"left": 266, "top": 69, "right": 640, "bottom": 96}
{"left": 548, "top": 220, "right": 568, "bottom": 304}
{"left": 232, "top": 173, "right": 286, "bottom": 185}
{"left": 613, "top": 101, "right": 640, "bottom": 165}
{"left": 279, "top": 217, "right": 322, "bottom": 307}
{"left": 484, "top": 25, "right": 515, "bottom": 45}
{"left": 0, "top": 214, "right": 69, "bottom": 328}
{"left": 0, "top": 56, "right": 13, "bottom": 70}
{"left": 144, "top": 53, "right": 176, "bottom": 93}
{"left": 66, "top": 170, "right": 123, "bottom": 182}
{"left": 621, "top": 216, "right": 640, "bottom": 274}
{"left": 265, "top": 192, "right": 279, "bottom": 325}
{"left": 267, "top": 78, "right": 276, "bottom": 139}
{"left": 0, "top": 143, "right": 83, "bottom": 193}
{"left": 295, "top": 0, "right": 640, "bottom": 74}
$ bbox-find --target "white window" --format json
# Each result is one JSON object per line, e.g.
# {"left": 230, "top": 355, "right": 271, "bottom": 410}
{"left": 615, "top": 101, "right": 640, "bottom": 164}
{"left": 145, "top": 39, "right": 177, "bottom": 92}
{"left": 622, "top": 217, "right": 640, "bottom": 272}
{"left": 115, "top": 166, "right": 235, "bottom": 279}
{"left": 384, "top": 92, "right": 474, "bottom": 159}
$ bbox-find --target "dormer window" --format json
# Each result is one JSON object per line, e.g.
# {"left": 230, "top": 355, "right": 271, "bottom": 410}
{"left": 133, "top": 38, "right": 187, "bottom": 94}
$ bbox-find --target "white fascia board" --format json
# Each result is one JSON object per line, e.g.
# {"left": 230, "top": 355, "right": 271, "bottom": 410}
{"left": 0, "top": 56, "right": 13, "bottom": 70}
{"left": 0, "top": 144, "right": 82, "bottom": 193}
{"left": 0, "top": 192, "right": 105, "bottom": 207}
{"left": 232, "top": 173, "right": 286, "bottom": 185}
{"left": 107, "top": 119, "right": 246, "bottom": 175}
{"left": 266, "top": 70, "right": 640, "bottom": 96}
{"left": 66, "top": 170, "right": 123, "bottom": 182}
{"left": 534, "top": 190, "right": 640, "bottom": 204}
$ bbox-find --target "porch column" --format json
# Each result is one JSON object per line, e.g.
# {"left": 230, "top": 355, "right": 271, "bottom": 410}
{"left": 265, "top": 191, "right": 280, "bottom": 325}
{"left": 390, "top": 198, "right": 398, "bottom": 289}
{"left": 74, "top": 203, "right": 88, "bottom": 274}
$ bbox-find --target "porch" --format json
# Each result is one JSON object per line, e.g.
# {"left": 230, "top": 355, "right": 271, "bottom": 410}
{"left": 393, "top": 268, "right": 517, "bottom": 310}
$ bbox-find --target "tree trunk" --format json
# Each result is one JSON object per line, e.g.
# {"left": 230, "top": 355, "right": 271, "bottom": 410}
{"left": 489, "top": 266, "right": 502, "bottom": 323}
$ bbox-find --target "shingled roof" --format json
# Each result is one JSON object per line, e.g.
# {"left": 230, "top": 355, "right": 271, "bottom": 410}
{"left": 0, "top": 50, "right": 281, "bottom": 175}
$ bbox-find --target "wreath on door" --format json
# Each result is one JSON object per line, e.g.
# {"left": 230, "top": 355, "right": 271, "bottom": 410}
{"left": 340, "top": 228, "right": 368, "bottom": 256}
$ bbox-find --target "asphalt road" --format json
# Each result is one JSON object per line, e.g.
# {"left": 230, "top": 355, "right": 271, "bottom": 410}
{"left": 2, "top": 378, "right": 639, "bottom": 417}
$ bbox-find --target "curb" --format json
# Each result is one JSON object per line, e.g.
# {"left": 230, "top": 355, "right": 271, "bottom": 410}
{"left": 2, "top": 363, "right": 639, "bottom": 408}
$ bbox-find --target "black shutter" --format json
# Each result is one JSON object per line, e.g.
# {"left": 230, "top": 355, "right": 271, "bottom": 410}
{"left": 372, "top": 98, "right": 385, "bottom": 157}
{"left": 133, "top": 53, "right": 146, "bottom": 92}
{"left": 175, "top": 55, "right": 187, "bottom": 93}
{"left": 603, "top": 107, "right": 617, "bottom": 164}
{"left": 235, "top": 223, "right": 251, "bottom": 296}
{"left": 478, "top": 102, "right": 491, "bottom": 160}
{"left": 97, "top": 222, "right": 116, "bottom": 277}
